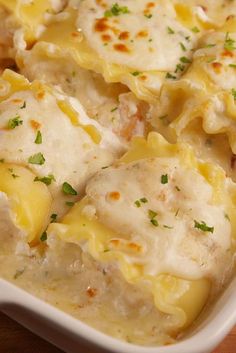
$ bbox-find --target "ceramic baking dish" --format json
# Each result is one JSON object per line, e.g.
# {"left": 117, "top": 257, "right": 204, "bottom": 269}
{"left": 0, "top": 277, "right": 236, "bottom": 353}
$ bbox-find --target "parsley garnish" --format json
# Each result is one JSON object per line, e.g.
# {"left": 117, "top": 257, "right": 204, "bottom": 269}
{"left": 35, "top": 130, "right": 42, "bottom": 144}
{"left": 166, "top": 72, "right": 176, "bottom": 79}
{"left": 50, "top": 213, "right": 57, "bottom": 223}
{"left": 104, "top": 3, "right": 130, "bottom": 17}
{"left": 180, "top": 42, "right": 186, "bottom": 51}
{"left": 134, "top": 197, "right": 148, "bottom": 207}
{"left": 180, "top": 56, "right": 192, "bottom": 64}
{"left": 163, "top": 225, "right": 173, "bottom": 229}
{"left": 28, "top": 152, "right": 45, "bottom": 165}
{"left": 131, "top": 71, "right": 141, "bottom": 76}
{"left": 204, "top": 43, "right": 216, "bottom": 48}
{"left": 161, "top": 174, "right": 168, "bottom": 184}
{"left": 191, "top": 26, "right": 200, "bottom": 33}
{"left": 229, "top": 64, "right": 236, "bottom": 68}
{"left": 111, "top": 107, "right": 118, "bottom": 112}
{"left": 20, "top": 101, "right": 26, "bottom": 109}
{"left": 232, "top": 88, "right": 236, "bottom": 100}
{"left": 40, "top": 231, "right": 47, "bottom": 242}
{"left": 148, "top": 209, "right": 159, "bottom": 227}
{"left": 224, "top": 32, "right": 236, "bottom": 51}
{"left": 8, "top": 115, "right": 23, "bottom": 129}
{"left": 167, "top": 26, "right": 175, "bottom": 34}
{"left": 34, "top": 174, "right": 55, "bottom": 185}
{"left": 194, "top": 220, "right": 214, "bottom": 233}
{"left": 175, "top": 186, "right": 181, "bottom": 191}
{"left": 65, "top": 201, "right": 75, "bottom": 207}
{"left": 62, "top": 182, "right": 77, "bottom": 195}
{"left": 144, "top": 14, "right": 152, "bottom": 19}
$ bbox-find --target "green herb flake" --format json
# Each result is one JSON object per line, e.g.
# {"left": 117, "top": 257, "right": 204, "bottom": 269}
{"left": 50, "top": 213, "right": 57, "bottom": 223}
{"left": 224, "top": 32, "right": 236, "bottom": 51}
{"left": 150, "top": 219, "right": 159, "bottom": 227}
{"left": 191, "top": 26, "right": 200, "bottom": 33}
{"left": 163, "top": 225, "right": 174, "bottom": 229}
{"left": 148, "top": 209, "right": 158, "bottom": 222}
{"left": 0, "top": 158, "right": 4, "bottom": 163}
{"left": 180, "top": 42, "right": 186, "bottom": 51}
{"left": 144, "top": 14, "right": 152, "bottom": 19}
{"left": 28, "top": 152, "right": 45, "bottom": 165}
{"left": 35, "top": 130, "right": 42, "bottom": 144}
{"left": 65, "top": 201, "right": 75, "bottom": 207}
{"left": 232, "top": 88, "right": 236, "bottom": 100}
{"left": 175, "top": 186, "right": 181, "bottom": 191}
{"left": 140, "top": 197, "right": 148, "bottom": 203}
{"left": 224, "top": 213, "right": 230, "bottom": 221}
{"left": 111, "top": 107, "right": 118, "bottom": 112}
{"left": 40, "top": 231, "right": 47, "bottom": 242}
{"left": 20, "top": 101, "right": 26, "bottom": 109}
{"left": 131, "top": 71, "right": 141, "bottom": 76}
{"left": 194, "top": 220, "right": 214, "bottom": 233}
{"left": 175, "top": 63, "right": 185, "bottom": 73}
{"left": 7, "top": 115, "right": 23, "bottom": 129}
{"left": 167, "top": 26, "right": 175, "bottom": 34}
{"left": 34, "top": 174, "right": 55, "bottom": 185}
{"left": 166, "top": 72, "right": 177, "bottom": 80}
{"left": 229, "top": 64, "right": 236, "bottom": 68}
{"left": 135, "top": 200, "right": 141, "bottom": 208}
{"left": 161, "top": 174, "right": 168, "bottom": 184}
{"left": 180, "top": 56, "right": 192, "bottom": 64}
{"left": 204, "top": 43, "right": 216, "bottom": 48}
{"left": 62, "top": 182, "right": 77, "bottom": 195}
{"left": 104, "top": 3, "right": 130, "bottom": 17}
{"left": 14, "top": 268, "right": 25, "bottom": 279}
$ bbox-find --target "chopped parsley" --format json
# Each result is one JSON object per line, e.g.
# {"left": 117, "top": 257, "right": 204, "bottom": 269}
{"left": 20, "top": 101, "right": 26, "bottom": 109}
{"left": 34, "top": 130, "right": 42, "bottom": 144}
{"left": 166, "top": 72, "right": 176, "bottom": 80}
{"left": 161, "top": 174, "right": 168, "bottom": 184}
{"left": 148, "top": 209, "right": 159, "bottom": 227}
{"left": 191, "top": 26, "right": 200, "bottom": 33}
{"left": 224, "top": 32, "right": 236, "bottom": 51}
{"left": 180, "top": 42, "right": 186, "bottom": 51}
{"left": 50, "top": 213, "right": 57, "bottom": 223}
{"left": 204, "top": 43, "right": 216, "bottom": 48}
{"left": 7, "top": 115, "right": 23, "bottom": 129}
{"left": 28, "top": 152, "right": 45, "bottom": 165}
{"left": 8, "top": 168, "right": 19, "bottom": 178}
{"left": 163, "top": 225, "right": 174, "bottom": 229}
{"left": 65, "top": 201, "right": 75, "bottom": 207}
{"left": 14, "top": 268, "right": 25, "bottom": 279}
{"left": 34, "top": 174, "right": 55, "bottom": 185}
{"left": 232, "top": 88, "right": 236, "bottom": 100}
{"left": 180, "top": 56, "right": 192, "bottom": 64}
{"left": 224, "top": 213, "right": 230, "bottom": 221}
{"left": 167, "top": 26, "right": 175, "bottom": 34}
{"left": 175, "top": 186, "right": 181, "bottom": 191}
{"left": 104, "top": 3, "right": 130, "bottom": 17}
{"left": 175, "top": 63, "right": 185, "bottom": 73}
{"left": 229, "top": 64, "right": 236, "bottom": 68}
{"left": 134, "top": 197, "right": 148, "bottom": 207}
{"left": 111, "top": 107, "right": 118, "bottom": 112}
{"left": 40, "top": 231, "right": 47, "bottom": 242}
{"left": 144, "top": 14, "right": 152, "bottom": 19}
{"left": 131, "top": 71, "right": 141, "bottom": 76}
{"left": 62, "top": 182, "right": 77, "bottom": 195}
{"left": 194, "top": 220, "right": 214, "bottom": 233}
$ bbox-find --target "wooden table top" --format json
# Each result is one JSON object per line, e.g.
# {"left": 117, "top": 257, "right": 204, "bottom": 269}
{"left": 0, "top": 311, "right": 235, "bottom": 353}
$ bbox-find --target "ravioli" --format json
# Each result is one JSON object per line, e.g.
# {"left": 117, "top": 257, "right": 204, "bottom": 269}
{"left": 27, "top": 0, "right": 201, "bottom": 102}
{"left": 16, "top": 41, "right": 148, "bottom": 141}
{"left": 0, "top": 69, "right": 123, "bottom": 216}
{"left": 151, "top": 22, "right": 236, "bottom": 177}
{"left": 48, "top": 132, "right": 236, "bottom": 331}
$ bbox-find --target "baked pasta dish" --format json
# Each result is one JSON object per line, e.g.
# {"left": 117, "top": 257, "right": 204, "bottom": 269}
{"left": 1, "top": 0, "right": 236, "bottom": 347}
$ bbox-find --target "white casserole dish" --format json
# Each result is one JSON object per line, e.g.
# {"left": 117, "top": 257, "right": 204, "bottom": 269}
{"left": 0, "top": 277, "right": 236, "bottom": 353}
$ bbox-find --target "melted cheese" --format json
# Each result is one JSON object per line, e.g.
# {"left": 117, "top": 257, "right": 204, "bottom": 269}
{"left": 31, "top": 1, "right": 199, "bottom": 102}
{"left": 0, "top": 70, "right": 123, "bottom": 215}
{"left": 48, "top": 132, "right": 236, "bottom": 329}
